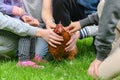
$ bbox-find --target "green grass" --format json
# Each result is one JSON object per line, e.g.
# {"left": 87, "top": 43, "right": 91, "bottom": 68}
{"left": 0, "top": 38, "right": 96, "bottom": 80}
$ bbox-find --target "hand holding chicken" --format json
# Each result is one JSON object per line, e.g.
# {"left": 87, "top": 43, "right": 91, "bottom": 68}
{"left": 48, "top": 23, "right": 78, "bottom": 61}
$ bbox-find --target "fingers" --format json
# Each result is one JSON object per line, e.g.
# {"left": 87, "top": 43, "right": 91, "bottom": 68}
{"left": 95, "top": 64, "right": 99, "bottom": 77}
{"left": 44, "top": 29, "right": 63, "bottom": 47}
{"left": 88, "top": 63, "right": 96, "bottom": 77}
{"left": 49, "top": 38, "right": 62, "bottom": 45}
{"left": 24, "top": 17, "right": 40, "bottom": 27}
{"left": 65, "top": 41, "right": 75, "bottom": 52}
{"left": 69, "top": 28, "right": 77, "bottom": 34}
{"left": 95, "top": 60, "right": 101, "bottom": 77}
{"left": 25, "top": 16, "right": 33, "bottom": 22}
{"left": 65, "top": 35, "right": 76, "bottom": 51}
{"left": 21, "top": 16, "right": 32, "bottom": 23}
{"left": 88, "top": 59, "right": 102, "bottom": 78}
{"left": 30, "top": 19, "right": 40, "bottom": 27}
{"left": 65, "top": 26, "right": 73, "bottom": 31}
{"left": 46, "top": 22, "right": 56, "bottom": 29}
{"left": 48, "top": 42, "right": 57, "bottom": 48}
{"left": 48, "top": 32, "right": 63, "bottom": 44}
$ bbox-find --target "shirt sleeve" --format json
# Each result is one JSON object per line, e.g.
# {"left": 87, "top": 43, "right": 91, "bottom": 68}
{"left": 80, "top": 12, "right": 99, "bottom": 28}
{"left": 95, "top": 0, "right": 120, "bottom": 61}
{"left": 0, "top": 12, "right": 37, "bottom": 36}
{"left": 80, "top": 25, "right": 98, "bottom": 39}
{"left": 0, "top": 2, "right": 13, "bottom": 15}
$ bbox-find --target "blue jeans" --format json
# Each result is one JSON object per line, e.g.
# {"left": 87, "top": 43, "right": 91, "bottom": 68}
{"left": 35, "top": 38, "right": 48, "bottom": 58}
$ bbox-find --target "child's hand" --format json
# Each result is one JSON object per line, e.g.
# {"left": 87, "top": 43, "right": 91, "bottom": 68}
{"left": 45, "top": 18, "right": 56, "bottom": 29}
{"left": 21, "top": 15, "right": 40, "bottom": 27}
{"left": 12, "top": 6, "right": 24, "bottom": 16}
{"left": 66, "top": 21, "right": 81, "bottom": 34}
{"left": 31, "top": 18, "right": 40, "bottom": 27}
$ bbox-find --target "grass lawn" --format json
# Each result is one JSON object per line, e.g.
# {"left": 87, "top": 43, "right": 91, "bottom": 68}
{"left": 0, "top": 38, "right": 96, "bottom": 80}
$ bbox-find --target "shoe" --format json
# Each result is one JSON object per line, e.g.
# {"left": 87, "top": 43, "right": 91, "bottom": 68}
{"left": 32, "top": 54, "right": 47, "bottom": 63}
{"left": 17, "top": 60, "right": 44, "bottom": 68}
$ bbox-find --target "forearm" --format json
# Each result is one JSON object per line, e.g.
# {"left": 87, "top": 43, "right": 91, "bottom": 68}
{"left": 95, "top": 0, "right": 120, "bottom": 61}
{"left": 80, "top": 12, "right": 99, "bottom": 28}
{"left": 0, "top": 12, "right": 37, "bottom": 36}
{"left": 42, "top": 0, "right": 53, "bottom": 24}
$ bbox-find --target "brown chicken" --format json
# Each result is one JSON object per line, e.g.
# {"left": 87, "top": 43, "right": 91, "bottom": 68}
{"left": 48, "top": 23, "right": 78, "bottom": 61}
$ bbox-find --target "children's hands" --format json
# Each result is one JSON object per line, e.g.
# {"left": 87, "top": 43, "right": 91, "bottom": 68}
{"left": 21, "top": 15, "right": 40, "bottom": 27}
{"left": 66, "top": 21, "right": 81, "bottom": 34}
{"left": 88, "top": 59, "right": 102, "bottom": 77}
{"left": 65, "top": 31, "right": 80, "bottom": 51}
{"left": 12, "top": 6, "right": 24, "bottom": 16}
{"left": 36, "top": 29, "right": 63, "bottom": 48}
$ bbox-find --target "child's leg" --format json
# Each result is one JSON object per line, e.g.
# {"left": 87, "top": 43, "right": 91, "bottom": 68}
{"left": 18, "top": 36, "right": 31, "bottom": 61}
{"left": 34, "top": 38, "right": 48, "bottom": 61}
{"left": 35, "top": 38, "right": 48, "bottom": 58}
{"left": 17, "top": 36, "right": 43, "bottom": 68}
{"left": 29, "top": 37, "right": 36, "bottom": 59}
{"left": 0, "top": 30, "right": 18, "bottom": 58}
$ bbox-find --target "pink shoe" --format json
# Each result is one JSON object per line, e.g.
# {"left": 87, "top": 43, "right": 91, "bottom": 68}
{"left": 34, "top": 54, "right": 42, "bottom": 62}
{"left": 17, "top": 60, "right": 44, "bottom": 68}
{"left": 32, "top": 54, "right": 47, "bottom": 63}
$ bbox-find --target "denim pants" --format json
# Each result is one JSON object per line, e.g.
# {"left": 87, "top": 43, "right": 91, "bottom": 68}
{"left": 35, "top": 23, "right": 48, "bottom": 58}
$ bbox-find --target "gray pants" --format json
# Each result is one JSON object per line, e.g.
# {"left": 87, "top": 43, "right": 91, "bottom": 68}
{"left": 0, "top": 30, "right": 18, "bottom": 58}
{"left": 17, "top": 36, "right": 33, "bottom": 61}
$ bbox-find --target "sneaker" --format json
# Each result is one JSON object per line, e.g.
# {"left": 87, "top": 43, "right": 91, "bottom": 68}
{"left": 17, "top": 60, "right": 44, "bottom": 68}
{"left": 32, "top": 54, "right": 47, "bottom": 63}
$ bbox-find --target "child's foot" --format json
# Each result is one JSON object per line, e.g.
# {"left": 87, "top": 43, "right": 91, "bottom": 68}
{"left": 32, "top": 54, "right": 47, "bottom": 63}
{"left": 17, "top": 60, "right": 44, "bottom": 68}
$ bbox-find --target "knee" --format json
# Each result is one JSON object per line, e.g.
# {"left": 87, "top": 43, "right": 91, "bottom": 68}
{"left": 0, "top": 38, "right": 18, "bottom": 54}
{"left": 98, "top": 65, "right": 112, "bottom": 80}
{"left": 0, "top": 44, "right": 16, "bottom": 54}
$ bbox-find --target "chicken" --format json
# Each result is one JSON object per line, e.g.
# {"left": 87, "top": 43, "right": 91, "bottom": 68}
{"left": 48, "top": 23, "right": 78, "bottom": 61}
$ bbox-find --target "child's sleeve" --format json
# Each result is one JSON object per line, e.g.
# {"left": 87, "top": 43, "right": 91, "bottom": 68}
{"left": 80, "top": 12, "right": 99, "bottom": 28}
{"left": 80, "top": 25, "right": 98, "bottom": 39}
{"left": 0, "top": 12, "right": 37, "bottom": 36}
{"left": 95, "top": 0, "right": 120, "bottom": 61}
{"left": 19, "top": 0, "right": 28, "bottom": 16}
{"left": 0, "top": 2, "right": 14, "bottom": 15}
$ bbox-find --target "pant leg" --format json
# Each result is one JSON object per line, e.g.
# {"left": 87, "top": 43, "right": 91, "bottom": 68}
{"left": 29, "top": 37, "right": 36, "bottom": 59}
{"left": 53, "top": 0, "right": 86, "bottom": 26}
{"left": 18, "top": 36, "right": 31, "bottom": 61}
{"left": 35, "top": 38, "right": 48, "bottom": 58}
{"left": 98, "top": 47, "right": 120, "bottom": 79}
{"left": 98, "top": 28, "right": 120, "bottom": 79}
{"left": 0, "top": 30, "right": 18, "bottom": 57}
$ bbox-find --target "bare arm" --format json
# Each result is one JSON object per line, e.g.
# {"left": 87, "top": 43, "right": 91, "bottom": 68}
{"left": 42, "top": 0, "right": 56, "bottom": 29}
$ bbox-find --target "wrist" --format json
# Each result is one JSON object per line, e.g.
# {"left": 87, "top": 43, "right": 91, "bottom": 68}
{"left": 35, "top": 28, "right": 44, "bottom": 38}
{"left": 77, "top": 21, "right": 81, "bottom": 30}
{"left": 76, "top": 31, "right": 80, "bottom": 39}
{"left": 44, "top": 17, "right": 53, "bottom": 24}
